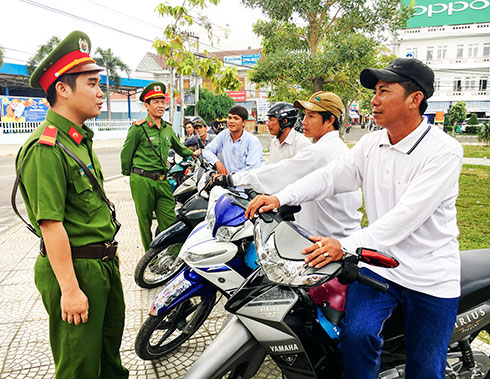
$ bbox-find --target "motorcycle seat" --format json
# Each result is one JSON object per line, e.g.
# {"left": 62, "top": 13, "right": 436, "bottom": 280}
{"left": 459, "top": 249, "right": 490, "bottom": 311}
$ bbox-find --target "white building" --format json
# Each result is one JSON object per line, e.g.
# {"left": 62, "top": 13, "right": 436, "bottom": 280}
{"left": 394, "top": 0, "right": 490, "bottom": 122}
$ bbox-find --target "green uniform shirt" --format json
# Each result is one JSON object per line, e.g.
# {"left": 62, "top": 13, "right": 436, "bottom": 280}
{"left": 16, "top": 109, "right": 116, "bottom": 247}
{"left": 120, "top": 115, "right": 193, "bottom": 175}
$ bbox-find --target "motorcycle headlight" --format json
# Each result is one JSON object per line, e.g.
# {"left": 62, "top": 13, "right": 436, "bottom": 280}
{"left": 215, "top": 225, "right": 242, "bottom": 242}
{"left": 183, "top": 249, "right": 229, "bottom": 264}
{"left": 255, "top": 224, "right": 328, "bottom": 287}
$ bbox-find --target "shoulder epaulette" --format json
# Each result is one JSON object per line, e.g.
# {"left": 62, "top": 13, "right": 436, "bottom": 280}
{"left": 38, "top": 125, "right": 58, "bottom": 146}
{"left": 134, "top": 119, "right": 146, "bottom": 126}
{"left": 163, "top": 120, "right": 173, "bottom": 128}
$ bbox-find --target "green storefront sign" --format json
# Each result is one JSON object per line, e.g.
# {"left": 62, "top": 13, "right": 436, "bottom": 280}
{"left": 403, "top": 0, "right": 490, "bottom": 28}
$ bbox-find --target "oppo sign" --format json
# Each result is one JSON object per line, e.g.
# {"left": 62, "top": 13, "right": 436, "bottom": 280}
{"left": 404, "top": 0, "right": 490, "bottom": 27}
{"left": 413, "top": 0, "right": 489, "bottom": 17}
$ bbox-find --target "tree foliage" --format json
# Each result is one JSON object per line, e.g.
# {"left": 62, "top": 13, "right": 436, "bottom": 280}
{"left": 154, "top": 1, "right": 242, "bottom": 94}
{"left": 27, "top": 36, "right": 61, "bottom": 74}
{"left": 449, "top": 101, "right": 467, "bottom": 136}
{"left": 242, "top": 0, "right": 410, "bottom": 138}
{"left": 0, "top": 45, "right": 4, "bottom": 68}
{"left": 195, "top": 88, "right": 234, "bottom": 123}
{"left": 467, "top": 112, "right": 479, "bottom": 125}
{"left": 477, "top": 122, "right": 490, "bottom": 146}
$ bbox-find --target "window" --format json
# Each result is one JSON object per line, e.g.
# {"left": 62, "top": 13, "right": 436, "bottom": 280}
{"left": 468, "top": 44, "right": 478, "bottom": 57}
{"left": 437, "top": 45, "right": 447, "bottom": 59}
{"left": 434, "top": 78, "right": 441, "bottom": 91}
{"left": 483, "top": 43, "right": 490, "bottom": 57}
{"left": 406, "top": 48, "right": 417, "bottom": 58}
{"left": 480, "top": 78, "right": 488, "bottom": 91}
{"left": 464, "top": 77, "right": 475, "bottom": 90}
{"left": 453, "top": 78, "right": 462, "bottom": 92}
{"left": 456, "top": 44, "right": 464, "bottom": 58}
{"left": 426, "top": 46, "right": 434, "bottom": 61}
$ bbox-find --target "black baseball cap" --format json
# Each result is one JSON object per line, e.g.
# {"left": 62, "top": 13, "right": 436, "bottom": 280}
{"left": 360, "top": 58, "right": 434, "bottom": 99}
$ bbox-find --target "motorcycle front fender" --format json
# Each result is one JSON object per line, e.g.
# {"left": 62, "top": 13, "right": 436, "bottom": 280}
{"left": 184, "top": 315, "right": 266, "bottom": 379}
{"left": 150, "top": 221, "right": 189, "bottom": 249}
{"left": 149, "top": 265, "right": 215, "bottom": 316}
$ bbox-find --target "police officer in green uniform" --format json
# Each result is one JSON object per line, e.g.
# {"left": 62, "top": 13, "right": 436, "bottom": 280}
{"left": 14, "top": 31, "right": 128, "bottom": 378}
{"left": 121, "top": 83, "right": 193, "bottom": 252}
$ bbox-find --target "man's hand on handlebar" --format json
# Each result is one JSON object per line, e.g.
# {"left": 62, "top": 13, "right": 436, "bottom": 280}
{"left": 214, "top": 161, "right": 228, "bottom": 175}
{"left": 245, "top": 195, "right": 280, "bottom": 219}
{"left": 302, "top": 236, "right": 343, "bottom": 269}
{"left": 212, "top": 174, "right": 233, "bottom": 187}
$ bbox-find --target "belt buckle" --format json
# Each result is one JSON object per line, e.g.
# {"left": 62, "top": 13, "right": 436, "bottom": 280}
{"left": 101, "top": 242, "right": 111, "bottom": 261}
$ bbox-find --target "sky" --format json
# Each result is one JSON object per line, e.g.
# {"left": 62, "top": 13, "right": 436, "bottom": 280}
{"left": 0, "top": 0, "right": 266, "bottom": 75}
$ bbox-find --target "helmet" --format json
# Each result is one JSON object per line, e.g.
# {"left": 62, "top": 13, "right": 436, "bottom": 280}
{"left": 267, "top": 102, "right": 298, "bottom": 132}
{"left": 189, "top": 116, "right": 206, "bottom": 128}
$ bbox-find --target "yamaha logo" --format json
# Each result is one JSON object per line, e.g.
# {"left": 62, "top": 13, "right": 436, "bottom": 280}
{"left": 270, "top": 343, "right": 299, "bottom": 353}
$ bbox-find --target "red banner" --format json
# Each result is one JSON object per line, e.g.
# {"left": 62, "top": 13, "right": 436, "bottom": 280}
{"left": 226, "top": 91, "right": 246, "bottom": 102}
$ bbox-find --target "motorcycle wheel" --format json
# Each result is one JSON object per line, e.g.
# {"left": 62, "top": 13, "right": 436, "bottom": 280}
{"left": 135, "top": 292, "right": 217, "bottom": 360}
{"left": 134, "top": 243, "right": 184, "bottom": 289}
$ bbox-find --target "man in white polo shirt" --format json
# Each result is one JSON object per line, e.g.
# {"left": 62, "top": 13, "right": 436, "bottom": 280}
{"left": 246, "top": 58, "right": 463, "bottom": 378}
{"left": 212, "top": 92, "right": 362, "bottom": 239}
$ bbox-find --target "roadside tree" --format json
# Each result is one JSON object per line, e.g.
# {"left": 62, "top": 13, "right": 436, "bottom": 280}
{"left": 467, "top": 113, "right": 479, "bottom": 126}
{"left": 27, "top": 36, "right": 61, "bottom": 74}
{"left": 242, "top": 0, "right": 410, "bottom": 139}
{"left": 93, "top": 48, "right": 130, "bottom": 120}
{"left": 478, "top": 122, "right": 490, "bottom": 146}
{"left": 154, "top": 0, "right": 241, "bottom": 132}
{"left": 195, "top": 89, "right": 234, "bottom": 123}
{"left": 449, "top": 101, "right": 467, "bottom": 136}
{"left": 0, "top": 45, "right": 4, "bottom": 68}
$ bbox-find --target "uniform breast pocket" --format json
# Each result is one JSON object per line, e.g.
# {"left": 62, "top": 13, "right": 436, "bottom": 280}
{"left": 72, "top": 176, "right": 103, "bottom": 217}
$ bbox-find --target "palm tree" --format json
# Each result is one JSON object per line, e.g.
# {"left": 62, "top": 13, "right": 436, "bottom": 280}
{"left": 0, "top": 44, "right": 4, "bottom": 68}
{"left": 27, "top": 36, "right": 61, "bottom": 74}
{"left": 94, "top": 48, "right": 130, "bottom": 120}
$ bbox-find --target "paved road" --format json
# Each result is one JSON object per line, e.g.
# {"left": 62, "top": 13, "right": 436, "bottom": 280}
{"left": 0, "top": 148, "right": 122, "bottom": 233}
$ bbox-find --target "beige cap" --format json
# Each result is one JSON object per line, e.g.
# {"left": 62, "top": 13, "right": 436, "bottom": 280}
{"left": 294, "top": 91, "right": 344, "bottom": 119}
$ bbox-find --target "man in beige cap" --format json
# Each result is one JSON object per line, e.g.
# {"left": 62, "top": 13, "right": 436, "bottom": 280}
{"left": 211, "top": 91, "right": 362, "bottom": 239}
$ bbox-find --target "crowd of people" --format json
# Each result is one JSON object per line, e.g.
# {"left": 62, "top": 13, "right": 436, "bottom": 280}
{"left": 13, "top": 30, "right": 464, "bottom": 379}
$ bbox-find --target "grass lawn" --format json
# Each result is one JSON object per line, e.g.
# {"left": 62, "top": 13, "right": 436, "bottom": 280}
{"left": 457, "top": 165, "right": 490, "bottom": 250}
{"left": 462, "top": 144, "right": 490, "bottom": 158}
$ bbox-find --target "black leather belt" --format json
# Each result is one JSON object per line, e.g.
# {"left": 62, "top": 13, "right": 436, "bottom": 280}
{"left": 40, "top": 240, "right": 118, "bottom": 261}
{"left": 131, "top": 167, "right": 167, "bottom": 181}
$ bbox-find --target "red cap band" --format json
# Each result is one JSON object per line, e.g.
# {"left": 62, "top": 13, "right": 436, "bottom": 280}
{"left": 38, "top": 50, "right": 95, "bottom": 92}
{"left": 143, "top": 89, "right": 165, "bottom": 102}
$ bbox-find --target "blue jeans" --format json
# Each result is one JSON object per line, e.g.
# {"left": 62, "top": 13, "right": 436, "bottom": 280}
{"left": 340, "top": 268, "right": 459, "bottom": 379}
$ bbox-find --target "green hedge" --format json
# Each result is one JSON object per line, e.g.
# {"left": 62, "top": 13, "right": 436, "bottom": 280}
{"left": 464, "top": 126, "right": 481, "bottom": 134}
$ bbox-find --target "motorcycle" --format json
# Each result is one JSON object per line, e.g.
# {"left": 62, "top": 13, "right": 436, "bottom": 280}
{"left": 134, "top": 187, "right": 264, "bottom": 360}
{"left": 134, "top": 155, "right": 214, "bottom": 289}
{"left": 184, "top": 203, "right": 490, "bottom": 379}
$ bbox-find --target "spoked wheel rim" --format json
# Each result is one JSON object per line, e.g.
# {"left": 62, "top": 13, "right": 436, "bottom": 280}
{"left": 146, "top": 293, "right": 216, "bottom": 356}
{"left": 143, "top": 243, "right": 183, "bottom": 285}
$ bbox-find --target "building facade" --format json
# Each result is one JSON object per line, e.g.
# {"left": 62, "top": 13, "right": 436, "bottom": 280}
{"left": 395, "top": 0, "right": 490, "bottom": 122}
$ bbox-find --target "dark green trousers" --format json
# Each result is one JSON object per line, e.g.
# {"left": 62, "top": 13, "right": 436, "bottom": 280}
{"left": 129, "top": 173, "right": 177, "bottom": 251}
{"left": 34, "top": 255, "right": 128, "bottom": 379}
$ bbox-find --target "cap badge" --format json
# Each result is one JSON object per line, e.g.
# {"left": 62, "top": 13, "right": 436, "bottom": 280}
{"left": 78, "top": 38, "right": 89, "bottom": 53}
{"left": 154, "top": 85, "right": 161, "bottom": 92}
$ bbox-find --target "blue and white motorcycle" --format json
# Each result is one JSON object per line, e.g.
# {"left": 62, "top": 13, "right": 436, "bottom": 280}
{"left": 134, "top": 187, "right": 259, "bottom": 360}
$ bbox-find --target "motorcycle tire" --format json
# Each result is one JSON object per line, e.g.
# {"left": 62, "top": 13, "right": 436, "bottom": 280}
{"left": 135, "top": 292, "right": 217, "bottom": 360}
{"left": 134, "top": 243, "right": 184, "bottom": 289}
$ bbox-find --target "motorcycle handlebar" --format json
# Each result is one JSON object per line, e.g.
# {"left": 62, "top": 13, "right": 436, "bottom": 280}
{"left": 357, "top": 273, "right": 389, "bottom": 293}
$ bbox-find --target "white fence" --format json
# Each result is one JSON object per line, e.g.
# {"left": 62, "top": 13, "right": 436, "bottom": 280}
{"left": 0, "top": 120, "right": 132, "bottom": 145}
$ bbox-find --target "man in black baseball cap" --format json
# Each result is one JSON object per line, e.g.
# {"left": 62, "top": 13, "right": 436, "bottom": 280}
{"left": 246, "top": 56, "right": 463, "bottom": 378}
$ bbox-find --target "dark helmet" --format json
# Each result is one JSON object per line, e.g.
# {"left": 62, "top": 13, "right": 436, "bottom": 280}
{"left": 267, "top": 102, "right": 298, "bottom": 131}
{"left": 189, "top": 116, "right": 206, "bottom": 128}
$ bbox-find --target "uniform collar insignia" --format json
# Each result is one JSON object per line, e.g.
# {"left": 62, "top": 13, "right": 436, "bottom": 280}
{"left": 68, "top": 126, "right": 83, "bottom": 144}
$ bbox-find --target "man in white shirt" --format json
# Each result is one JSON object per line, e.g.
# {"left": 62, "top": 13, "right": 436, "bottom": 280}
{"left": 246, "top": 58, "right": 462, "bottom": 378}
{"left": 212, "top": 92, "right": 362, "bottom": 239}
{"left": 265, "top": 102, "right": 311, "bottom": 163}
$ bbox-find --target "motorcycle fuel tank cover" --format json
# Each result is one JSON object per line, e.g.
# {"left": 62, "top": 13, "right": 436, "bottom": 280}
{"left": 213, "top": 195, "right": 247, "bottom": 235}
